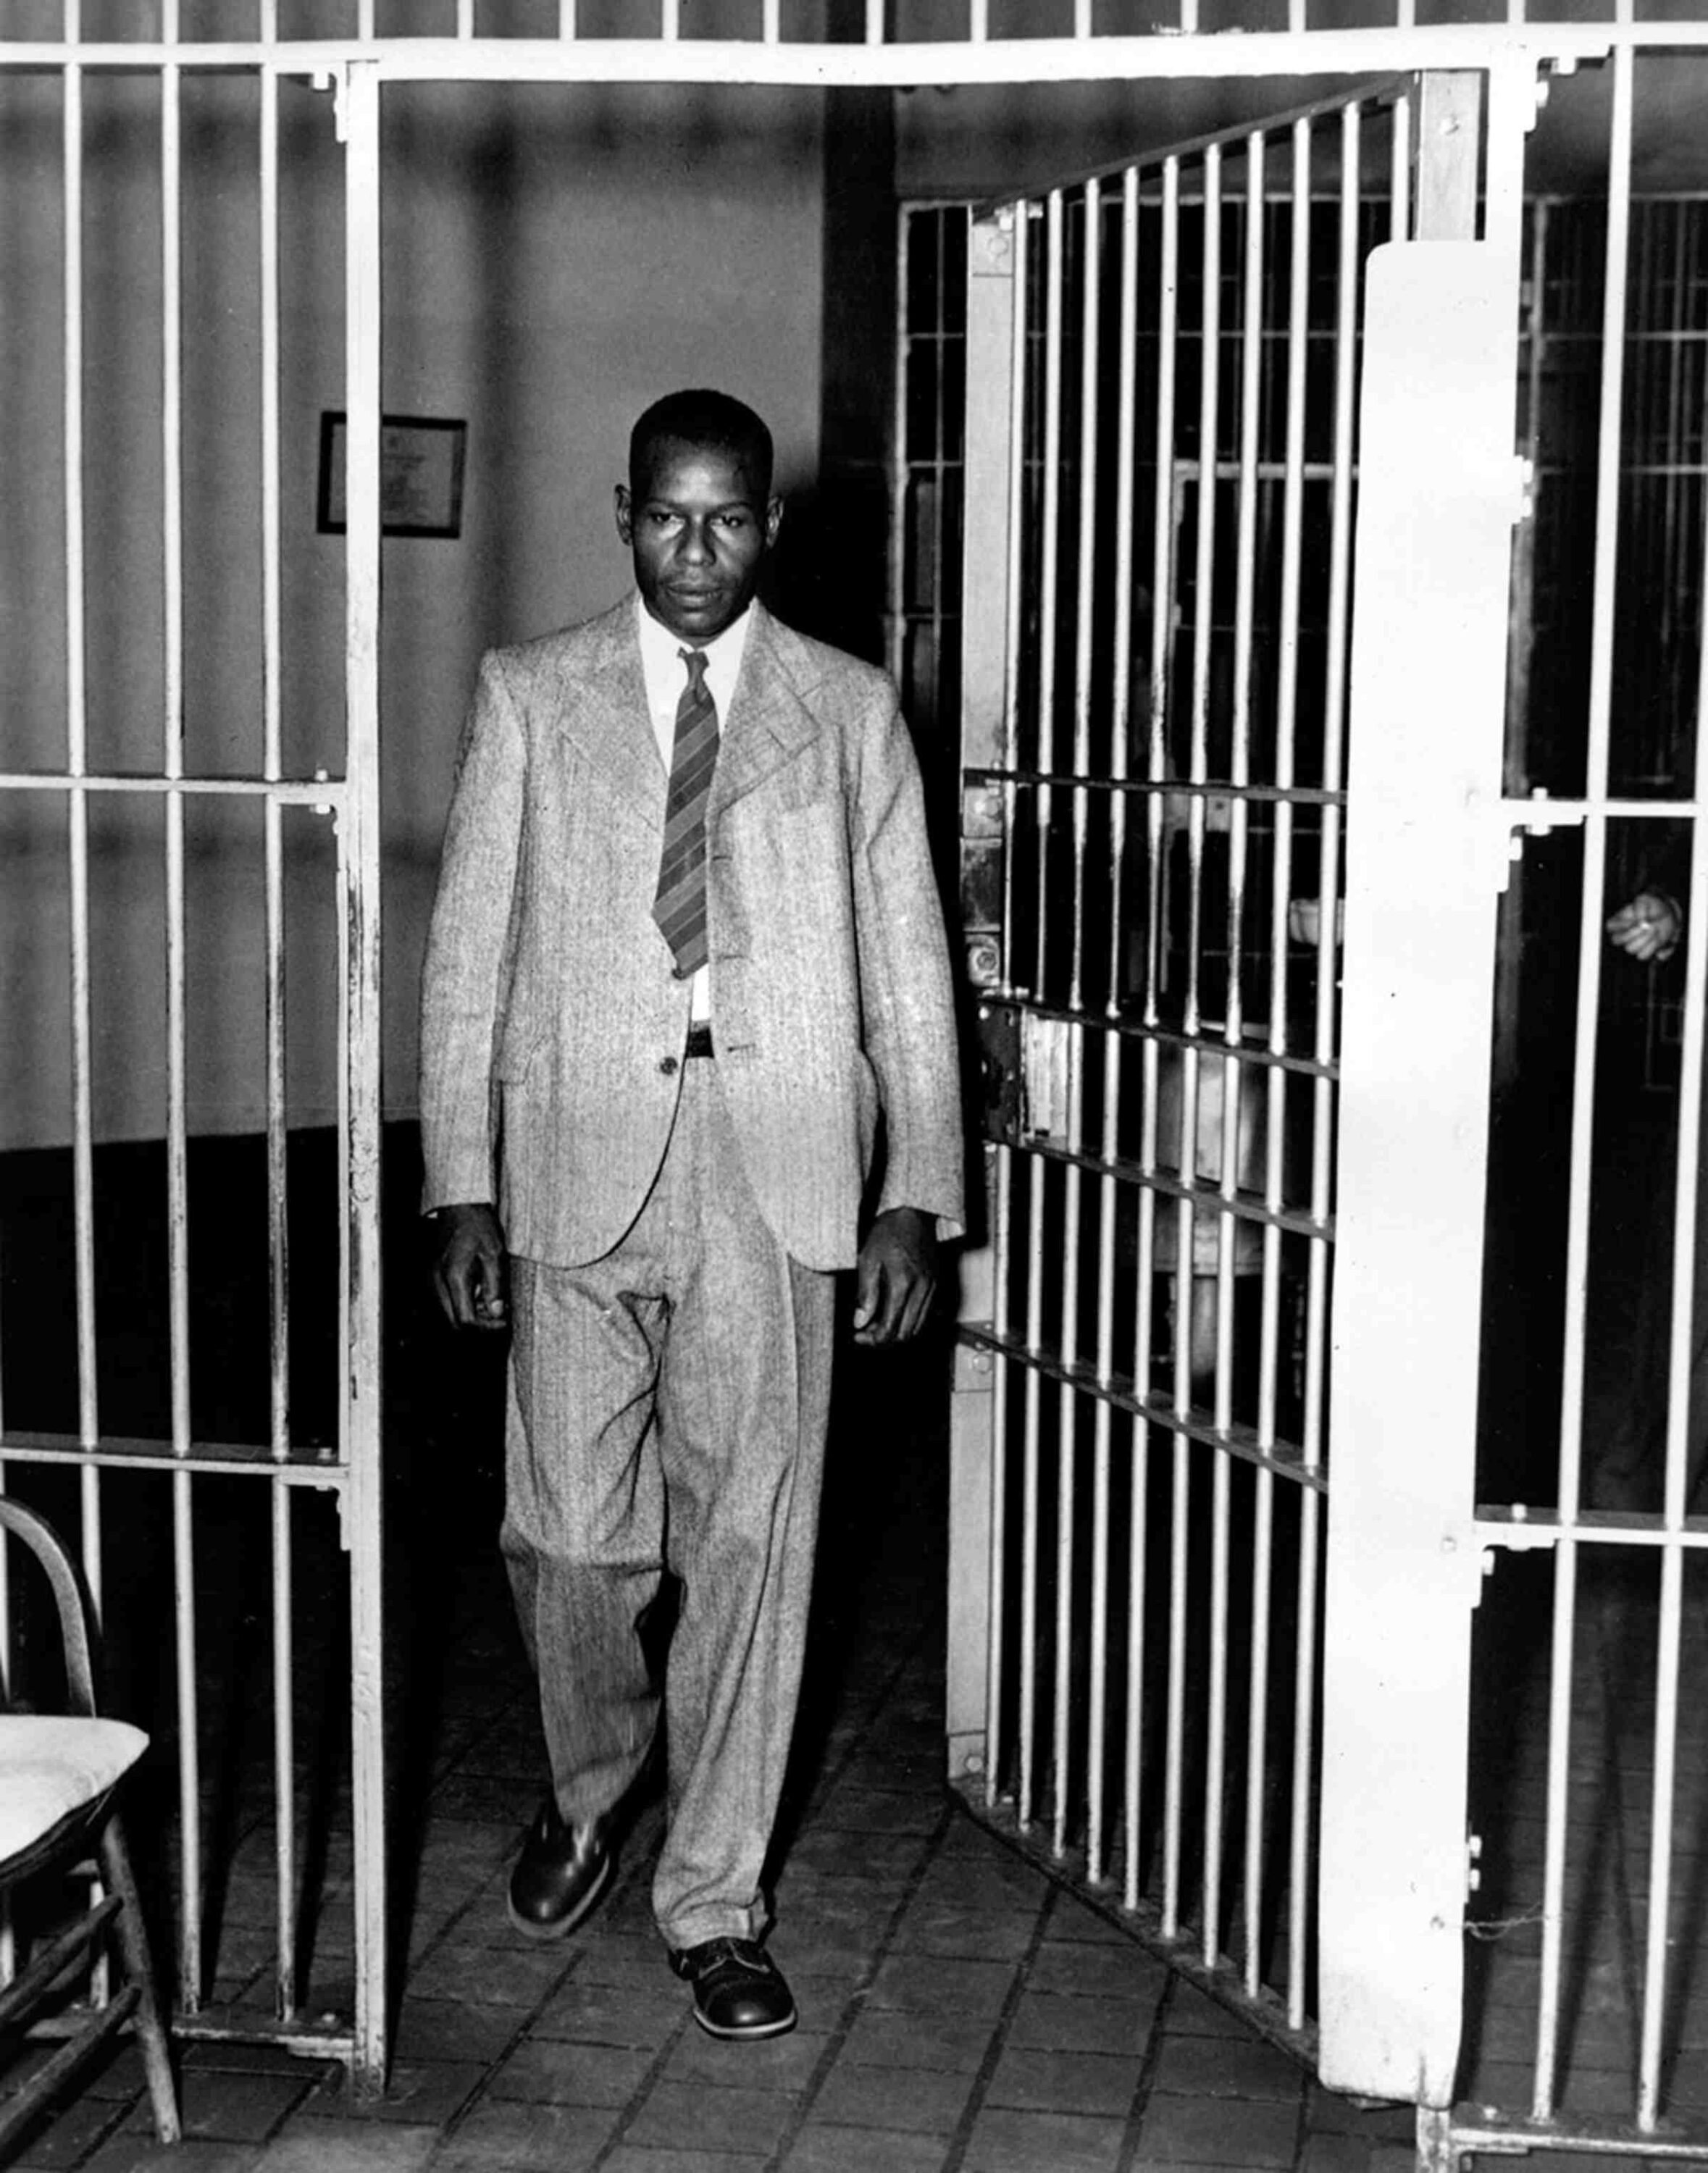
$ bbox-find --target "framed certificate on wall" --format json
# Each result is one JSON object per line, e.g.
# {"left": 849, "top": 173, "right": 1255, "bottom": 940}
{"left": 318, "top": 413, "right": 467, "bottom": 539}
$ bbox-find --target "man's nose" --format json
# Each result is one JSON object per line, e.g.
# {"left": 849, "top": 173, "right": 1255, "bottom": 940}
{"left": 678, "top": 520, "right": 714, "bottom": 564}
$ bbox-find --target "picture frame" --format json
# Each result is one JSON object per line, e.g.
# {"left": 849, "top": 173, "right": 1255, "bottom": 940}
{"left": 317, "top": 412, "right": 467, "bottom": 539}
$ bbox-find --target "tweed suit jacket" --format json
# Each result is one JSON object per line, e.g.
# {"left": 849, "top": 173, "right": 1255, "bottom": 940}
{"left": 419, "top": 596, "right": 966, "bottom": 1273}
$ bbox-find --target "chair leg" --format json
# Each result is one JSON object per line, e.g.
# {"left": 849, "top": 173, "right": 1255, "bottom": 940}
{"left": 97, "top": 1813, "right": 182, "bottom": 2145}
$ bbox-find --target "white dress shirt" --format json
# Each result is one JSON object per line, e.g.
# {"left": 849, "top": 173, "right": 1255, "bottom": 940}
{"left": 636, "top": 598, "right": 752, "bottom": 1025}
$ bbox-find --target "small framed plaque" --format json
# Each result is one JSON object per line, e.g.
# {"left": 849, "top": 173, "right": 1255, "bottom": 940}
{"left": 318, "top": 412, "right": 467, "bottom": 539}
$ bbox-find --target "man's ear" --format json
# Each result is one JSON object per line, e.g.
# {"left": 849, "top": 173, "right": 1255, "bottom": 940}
{"left": 614, "top": 484, "right": 633, "bottom": 546}
{"left": 763, "top": 495, "right": 784, "bottom": 549}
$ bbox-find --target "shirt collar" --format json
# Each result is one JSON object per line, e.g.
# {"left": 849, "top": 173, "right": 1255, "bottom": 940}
{"left": 635, "top": 594, "right": 753, "bottom": 687}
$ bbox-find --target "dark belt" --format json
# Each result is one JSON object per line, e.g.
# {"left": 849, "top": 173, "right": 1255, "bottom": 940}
{"left": 685, "top": 1021, "right": 716, "bottom": 1060}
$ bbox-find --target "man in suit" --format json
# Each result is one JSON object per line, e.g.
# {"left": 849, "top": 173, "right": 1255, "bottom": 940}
{"left": 419, "top": 388, "right": 964, "bottom": 2041}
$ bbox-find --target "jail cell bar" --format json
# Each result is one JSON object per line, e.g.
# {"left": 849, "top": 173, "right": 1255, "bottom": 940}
{"left": 0, "top": 33, "right": 387, "bottom": 2091}
{"left": 1445, "top": 49, "right": 1708, "bottom": 2173}
{"left": 947, "top": 84, "right": 1436, "bottom": 2057}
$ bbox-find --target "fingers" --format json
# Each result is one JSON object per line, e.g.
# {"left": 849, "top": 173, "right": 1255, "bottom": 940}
{"left": 433, "top": 1225, "right": 510, "bottom": 1332}
{"left": 853, "top": 1255, "right": 938, "bottom": 1346}
{"left": 852, "top": 1253, "right": 889, "bottom": 1345}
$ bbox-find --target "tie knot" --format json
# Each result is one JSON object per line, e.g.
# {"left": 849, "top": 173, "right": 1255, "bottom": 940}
{"left": 679, "top": 646, "right": 708, "bottom": 693}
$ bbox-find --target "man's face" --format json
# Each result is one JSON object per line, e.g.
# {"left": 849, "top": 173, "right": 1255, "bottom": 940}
{"left": 615, "top": 437, "right": 782, "bottom": 645}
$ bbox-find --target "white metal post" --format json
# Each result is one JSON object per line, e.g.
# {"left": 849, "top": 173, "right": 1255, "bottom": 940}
{"left": 1318, "top": 78, "right": 1526, "bottom": 2105}
{"left": 947, "top": 206, "right": 1016, "bottom": 1791}
{"left": 341, "top": 57, "right": 388, "bottom": 2098}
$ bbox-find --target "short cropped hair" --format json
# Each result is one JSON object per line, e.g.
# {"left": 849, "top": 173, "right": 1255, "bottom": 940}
{"left": 629, "top": 389, "right": 774, "bottom": 503}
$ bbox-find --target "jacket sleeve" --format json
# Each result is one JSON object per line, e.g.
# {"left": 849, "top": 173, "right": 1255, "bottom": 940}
{"left": 850, "top": 688, "right": 967, "bottom": 1242}
{"left": 418, "top": 651, "right": 529, "bottom": 1215}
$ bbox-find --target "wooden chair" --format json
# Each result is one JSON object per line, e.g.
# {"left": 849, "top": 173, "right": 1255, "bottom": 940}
{"left": 0, "top": 1496, "right": 179, "bottom": 2161}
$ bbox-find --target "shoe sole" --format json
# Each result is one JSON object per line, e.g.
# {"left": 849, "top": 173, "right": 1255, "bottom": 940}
{"left": 689, "top": 2006, "right": 798, "bottom": 2041}
{"left": 505, "top": 1846, "right": 613, "bottom": 1943}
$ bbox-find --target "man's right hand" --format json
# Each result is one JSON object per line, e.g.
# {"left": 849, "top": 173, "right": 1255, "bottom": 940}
{"left": 1607, "top": 890, "right": 1683, "bottom": 964}
{"left": 431, "top": 1202, "right": 511, "bottom": 1331}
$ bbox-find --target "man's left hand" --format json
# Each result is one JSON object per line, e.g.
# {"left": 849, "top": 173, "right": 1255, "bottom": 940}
{"left": 853, "top": 1206, "right": 941, "bottom": 1346}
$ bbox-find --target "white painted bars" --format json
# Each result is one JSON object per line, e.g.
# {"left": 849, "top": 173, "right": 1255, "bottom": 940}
{"left": 953, "top": 87, "right": 1412, "bottom": 2056}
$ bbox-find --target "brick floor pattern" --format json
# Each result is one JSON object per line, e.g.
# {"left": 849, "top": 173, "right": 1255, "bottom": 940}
{"left": 0, "top": 1423, "right": 1665, "bottom": 2173}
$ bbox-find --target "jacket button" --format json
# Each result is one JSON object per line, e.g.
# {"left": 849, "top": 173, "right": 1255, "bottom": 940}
{"left": 659, "top": 1055, "right": 679, "bottom": 1076}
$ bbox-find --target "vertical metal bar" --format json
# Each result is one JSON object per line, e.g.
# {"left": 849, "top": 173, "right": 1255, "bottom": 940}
{"left": 1087, "top": 164, "right": 1138, "bottom": 1891}
{"left": 1035, "top": 189, "right": 1065, "bottom": 995}
{"left": 558, "top": 0, "right": 577, "bottom": 35}
{"left": 1533, "top": 49, "right": 1630, "bottom": 2120}
{"left": 1205, "top": 138, "right": 1240, "bottom": 1971}
{"left": 1018, "top": 1184, "right": 1043, "bottom": 1830}
{"left": 1626, "top": 45, "right": 1696, "bottom": 2134}
{"left": 343, "top": 57, "right": 388, "bottom": 2095}
{"left": 1000, "top": 206, "right": 1029, "bottom": 1002}
{"left": 985, "top": 202, "right": 1028, "bottom": 1815}
{"left": 456, "top": 0, "right": 474, "bottom": 35}
{"left": 1052, "top": 177, "right": 1101, "bottom": 1862}
{"left": 889, "top": 207, "right": 912, "bottom": 694}
{"left": 159, "top": 13, "right": 205, "bottom": 2017}
{"left": 1390, "top": 87, "right": 1411, "bottom": 241}
{"left": 1230, "top": 126, "right": 1268, "bottom": 1995}
{"left": 61, "top": 5, "right": 103, "bottom": 1620}
{"left": 866, "top": 0, "right": 884, "bottom": 44}
{"left": 259, "top": 0, "right": 297, "bottom": 2024}
{"left": 1018, "top": 192, "right": 1065, "bottom": 1838}
{"left": 953, "top": 204, "right": 1016, "bottom": 1800}
{"left": 1165, "top": 141, "right": 1221, "bottom": 1946}
{"left": 1268, "top": 123, "right": 1311, "bottom": 2020}
{"left": 984, "top": 1168, "right": 1013, "bottom": 1812}
{"left": 762, "top": 0, "right": 781, "bottom": 41}
{"left": 969, "top": 0, "right": 988, "bottom": 41}
{"left": 1127, "top": 153, "right": 1179, "bottom": 1917}
{"left": 1284, "top": 110, "right": 1323, "bottom": 2039}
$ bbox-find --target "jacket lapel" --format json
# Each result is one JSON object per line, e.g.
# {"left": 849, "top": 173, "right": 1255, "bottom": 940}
{"left": 712, "top": 603, "right": 819, "bottom": 816}
{"left": 552, "top": 597, "right": 666, "bottom": 833}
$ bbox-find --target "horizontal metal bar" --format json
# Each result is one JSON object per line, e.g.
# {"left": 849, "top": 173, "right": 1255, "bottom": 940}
{"left": 1003, "top": 1129, "right": 1333, "bottom": 1245}
{"left": 1, "top": 1433, "right": 346, "bottom": 1484}
{"left": 1476, "top": 1508, "right": 1708, "bottom": 1550}
{"left": 9, "top": 27, "right": 1707, "bottom": 87}
{"left": 960, "top": 1324, "right": 1328, "bottom": 1496}
{"left": 0, "top": 772, "right": 345, "bottom": 805}
{"left": 171, "top": 2014, "right": 357, "bottom": 2064}
{"left": 1450, "top": 2113, "right": 1708, "bottom": 2161}
{"left": 970, "top": 769, "right": 1347, "bottom": 811}
{"left": 984, "top": 993, "right": 1340, "bottom": 1084}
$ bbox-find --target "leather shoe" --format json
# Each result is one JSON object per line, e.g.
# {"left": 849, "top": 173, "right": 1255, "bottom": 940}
{"left": 506, "top": 1798, "right": 612, "bottom": 1940}
{"left": 669, "top": 1937, "right": 797, "bottom": 2040}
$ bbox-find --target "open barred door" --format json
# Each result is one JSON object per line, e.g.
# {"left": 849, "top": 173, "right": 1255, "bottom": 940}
{"left": 943, "top": 62, "right": 1533, "bottom": 2141}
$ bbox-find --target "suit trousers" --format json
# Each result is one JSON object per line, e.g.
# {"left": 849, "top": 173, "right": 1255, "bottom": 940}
{"left": 500, "top": 1059, "right": 836, "bottom": 1950}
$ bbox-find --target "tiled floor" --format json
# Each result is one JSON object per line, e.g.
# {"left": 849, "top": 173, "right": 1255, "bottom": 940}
{"left": 1, "top": 1336, "right": 1423, "bottom": 2173}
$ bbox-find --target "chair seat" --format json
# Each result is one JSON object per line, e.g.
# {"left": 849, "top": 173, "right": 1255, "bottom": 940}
{"left": 0, "top": 1715, "right": 148, "bottom": 1862}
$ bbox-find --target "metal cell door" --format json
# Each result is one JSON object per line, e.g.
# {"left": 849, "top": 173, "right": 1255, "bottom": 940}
{"left": 0, "top": 33, "right": 387, "bottom": 2088}
{"left": 945, "top": 62, "right": 1533, "bottom": 2106}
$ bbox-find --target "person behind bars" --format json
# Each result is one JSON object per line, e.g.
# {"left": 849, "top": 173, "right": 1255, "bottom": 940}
{"left": 418, "top": 388, "right": 963, "bottom": 2041}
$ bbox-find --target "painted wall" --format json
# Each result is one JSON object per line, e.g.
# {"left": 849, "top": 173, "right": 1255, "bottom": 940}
{"left": 0, "top": 67, "right": 829, "bottom": 1151}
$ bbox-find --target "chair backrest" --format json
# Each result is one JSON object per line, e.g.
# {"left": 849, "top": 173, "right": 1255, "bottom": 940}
{"left": 0, "top": 1496, "right": 101, "bottom": 1720}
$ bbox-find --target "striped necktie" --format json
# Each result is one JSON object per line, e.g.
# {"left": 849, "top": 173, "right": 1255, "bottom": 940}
{"left": 653, "top": 645, "right": 719, "bottom": 977}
